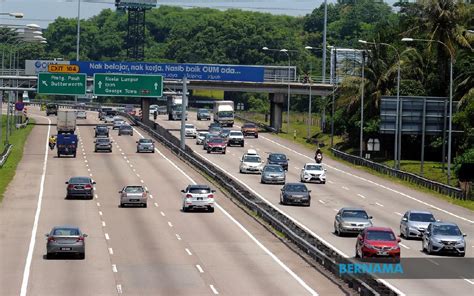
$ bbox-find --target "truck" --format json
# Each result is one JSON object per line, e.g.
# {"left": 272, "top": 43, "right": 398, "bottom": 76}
{"left": 167, "top": 95, "right": 187, "bottom": 121}
{"left": 56, "top": 133, "right": 78, "bottom": 158}
{"left": 57, "top": 110, "right": 77, "bottom": 134}
{"left": 46, "top": 103, "right": 58, "bottom": 116}
{"left": 213, "top": 100, "right": 234, "bottom": 127}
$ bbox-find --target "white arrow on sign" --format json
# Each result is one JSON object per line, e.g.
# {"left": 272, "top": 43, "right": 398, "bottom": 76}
{"left": 42, "top": 81, "right": 48, "bottom": 86}
{"left": 98, "top": 81, "right": 102, "bottom": 89}
{"left": 154, "top": 82, "right": 158, "bottom": 90}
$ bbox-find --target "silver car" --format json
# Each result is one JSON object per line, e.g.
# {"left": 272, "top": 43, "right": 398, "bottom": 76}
{"left": 400, "top": 210, "right": 436, "bottom": 239}
{"left": 118, "top": 124, "right": 133, "bottom": 136}
{"left": 261, "top": 164, "right": 286, "bottom": 184}
{"left": 422, "top": 222, "right": 466, "bottom": 257}
{"left": 196, "top": 131, "right": 209, "bottom": 145}
{"left": 46, "top": 226, "right": 87, "bottom": 259}
{"left": 113, "top": 118, "right": 125, "bottom": 129}
{"left": 136, "top": 138, "right": 155, "bottom": 153}
{"left": 300, "top": 163, "right": 326, "bottom": 184}
{"left": 334, "top": 207, "right": 373, "bottom": 236}
{"left": 181, "top": 184, "right": 215, "bottom": 212}
{"left": 94, "top": 137, "right": 113, "bottom": 152}
{"left": 184, "top": 124, "right": 197, "bottom": 138}
{"left": 119, "top": 185, "right": 148, "bottom": 207}
{"left": 76, "top": 110, "right": 87, "bottom": 119}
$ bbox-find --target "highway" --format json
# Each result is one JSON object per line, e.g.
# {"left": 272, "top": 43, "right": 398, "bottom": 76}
{"left": 154, "top": 111, "right": 474, "bottom": 296}
{"left": 0, "top": 107, "right": 346, "bottom": 296}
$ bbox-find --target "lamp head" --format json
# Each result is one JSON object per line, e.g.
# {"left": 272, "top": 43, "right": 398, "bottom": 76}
{"left": 10, "top": 12, "right": 24, "bottom": 19}
{"left": 304, "top": 46, "right": 312, "bottom": 50}
{"left": 280, "top": 49, "right": 288, "bottom": 52}
{"left": 358, "top": 39, "right": 368, "bottom": 44}
{"left": 401, "top": 38, "right": 414, "bottom": 42}
{"left": 262, "top": 47, "right": 269, "bottom": 50}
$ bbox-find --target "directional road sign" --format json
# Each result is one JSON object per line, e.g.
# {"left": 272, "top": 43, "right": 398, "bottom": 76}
{"left": 37, "top": 73, "right": 87, "bottom": 95}
{"left": 93, "top": 73, "right": 163, "bottom": 97}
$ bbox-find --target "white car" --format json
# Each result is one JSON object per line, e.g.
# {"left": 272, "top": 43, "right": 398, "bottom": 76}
{"left": 113, "top": 118, "right": 126, "bottom": 129}
{"left": 181, "top": 184, "right": 215, "bottom": 212}
{"left": 239, "top": 151, "right": 263, "bottom": 174}
{"left": 76, "top": 110, "right": 87, "bottom": 119}
{"left": 300, "top": 163, "right": 326, "bottom": 184}
{"left": 104, "top": 115, "right": 115, "bottom": 123}
{"left": 228, "top": 130, "right": 244, "bottom": 147}
{"left": 184, "top": 124, "right": 197, "bottom": 138}
{"left": 196, "top": 131, "right": 209, "bottom": 145}
{"left": 149, "top": 105, "right": 158, "bottom": 115}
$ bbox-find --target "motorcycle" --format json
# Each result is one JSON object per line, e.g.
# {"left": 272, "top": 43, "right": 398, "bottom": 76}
{"left": 49, "top": 142, "right": 56, "bottom": 150}
{"left": 315, "top": 153, "right": 323, "bottom": 164}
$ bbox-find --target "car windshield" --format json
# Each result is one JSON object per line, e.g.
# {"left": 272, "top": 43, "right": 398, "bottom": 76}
{"left": 243, "top": 123, "right": 256, "bottom": 128}
{"left": 230, "top": 131, "right": 242, "bottom": 136}
{"left": 53, "top": 228, "right": 80, "bottom": 236}
{"left": 244, "top": 155, "right": 261, "bottom": 163}
{"left": 185, "top": 124, "right": 194, "bottom": 129}
{"left": 306, "top": 165, "right": 323, "bottom": 171}
{"left": 409, "top": 213, "right": 436, "bottom": 222}
{"left": 69, "top": 177, "right": 90, "bottom": 184}
{"left": 124, "top": 186, "right": 144, "bottom": 193}
{"left": 199, "top": 109, "right": 209, "bottom": 114}
{"left": 264, "top": 166, "right": 283, "bottom": 172}
{"left": 97, "top": 126, "right": 107, "bottom": 131}
{"left": 270, "top": 154, "right": 286, "bottom": 161}
{"left": 209, "top": 127, "right": 222, "bottom": 133}
{"left": 96, "top": 138, "right": 109, "bottom": 143}
{"left": 218, "top": 111, "right": 233, "bottom": 117}
{"left": 139, "top": 139, "right": 152, "bottom": 143}
{"left": 366, "top": 231, "right": 396, "bottom": 241}
{"left": 189, "top": 187, "right": 211, "bottom": 194}
{"left": 342, "top": 210, "right": 369, "bottom": 219}
{"left": 433, "top": 225, "right": 461, "bottom": 236}
{"left": 121, "top": 126, "right": 132, "bottom": 130}
{"left": 285, "top": 184, "right": 307, "bottom": 192}
{"left": 210, "top": 138, "right": 224, "bottom": 143}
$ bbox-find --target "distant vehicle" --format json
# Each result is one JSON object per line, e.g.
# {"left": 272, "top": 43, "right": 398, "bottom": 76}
{"left": 400, "top": 210, "right": 436, "bottom": 239}
{"left": 267, "top": 153, "right": 289, "bottom": 171}
{"left": 219, "top": 128, "right": 231, "bottom": 143}
{"left": 356, "top": 227, "right": 401, "bottom": 260}
{"left": 57, "top": 110, "right": 77, "bottom": 134}
{"left": 136, "top": 138, "right": 155, "bottom": 153}
{"left": 206, "top": 137, "right": 226, "bottom": 154}
{"left": 241, "top": 122, "right": 258, "bottom": 138}
{"left": 280, "top": 183, "right": 311, "bottom": 206}
{"left": 119, "top": 185, "right": 148, "bottom": 208}
{"left": 228, "top": 130, "right": 244, "bottom": 147}
{"left": 196, "top": 131, "right": 209, "bottom": 145}
{"left": 300, "top": 163, "right": 327, "bottom": 184}
{"left": 113, "top": 118, "right": 126, "bottom": 130}
{"left": 94, "top": 137, "right": 112, "bottom": 153}
{"left": 104, "top": 115, "right": 115, "bottom": 123}
{"left": 65, "top": 176, "right": 95, "bottom": 199}
{"left": 57, "top": 133, "right": 78, "bottom": 158}
{"left": 94, "top": 125, "right": 109, "bottom": 137}
{"left": 118, "top": 125, "right": 133, "bottom": 136}
{"left": 422, "top": 222, "right": 466, "bottom": 257}
{"left": 167, "top": 95, "right": 187, "bottom": 120}
{"left": 213, "top": 100, "right": 234, "bottom": 127}
{"left": 157, "top": 105, "right": 167, "bottom": 115}
{"left": 208, "top": 122, "right": 221, "bottom": 129}
{"left": 184, "top": 123, "right": 197, "bottom": 138}
{"left": 46, "top": 226, "right": 87, "bottom": 259}
{"left": 99, "top": 107, "right": 113, "bottom": 120}
{"left": 197, "top": 108, "right": 211, "bottom": 121}
{"left": 208, "top": 126, "right": 222, "bottom": 134}
{"left": 46, "top": 103, "right": 58, "bottom": 116}
{"left": 334, "top": 208, "right": 373, "bottom": 236}
{"left": 203, "top": 133, "right": 219, "bottom": 150}
{"left": 239, "top": 152, "right": 263, "bottom": 174}
{"left": 149, "top": 104, "right": 158, "bottom": 115}
{"left": 260, "top": 164, "right": 286, "bottom": 184}
{"left": 116, "top": 106, "right": 125, "bottom": 113}
{"left": 181, "top": 184, "right": 216, "bottom": 212}
{"left": 75, "top": 110, "right": 87, "bottom": 119}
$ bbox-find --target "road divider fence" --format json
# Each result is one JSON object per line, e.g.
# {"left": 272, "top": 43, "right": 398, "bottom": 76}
{"left": 0, "top": 144, "right": 13, "bottom": 168}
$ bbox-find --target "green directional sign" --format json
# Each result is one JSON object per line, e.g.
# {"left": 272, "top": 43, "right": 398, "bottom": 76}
{"left": 93, "top": 73, "right": 163, "bottom": 97}
{"left": 37, "top": 73, "right": 87, "bottom": 95}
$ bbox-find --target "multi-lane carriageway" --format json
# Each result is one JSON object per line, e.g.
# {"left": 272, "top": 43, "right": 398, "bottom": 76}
{"left": 0, "top": 106, "right": 473, "bottom": 296}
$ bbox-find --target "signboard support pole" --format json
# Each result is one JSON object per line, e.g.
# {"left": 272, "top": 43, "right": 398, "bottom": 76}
{"left": 420, "top": 98, "right": 426, "bottom": 176}
{"left": 180, "top": 76, "right": 187, "bottom": 150}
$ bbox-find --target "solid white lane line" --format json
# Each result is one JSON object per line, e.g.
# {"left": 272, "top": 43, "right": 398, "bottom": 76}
{"left": 462, "top": 278, "right": 474, "bottom": 285}
{"left": 112, "top": 264, "right": 118, "bottom": 273}
{"left": 399, "top": 243, "right": 410, "bottom": 250}
{"left": 102, "top": 221, "right": 106, "bottom": 227}
{"left": 176, "top": 234, "right": 182, "bottom": 240}
{"left": 134, "top": 127, "right": 320, "bottom": 295}
{"left": 160, "top": 211, "right": 165, "bottom": 216}
{"left": 342, "top": 186, "right": 349, "bottom": 191}
{"left": 394, "top": 212, "right": 403, "bottom": 216}
{"left": 260, "top": 135, "right": 473, "bottom": 225}
{"left": 210, "top": 285, "right": 219, "bottom": 295}
{"left": 427, "top": 259, "right": 439, "bottom": 266}
{"left": 168, "top": 221, "right": 173, "bottom": 227}
{"left": 185, "top": 248, "right": 192, "bottom": 256}
{"left": 99, "top": 211, "right": 103, "bottom": 216}
{"left": 154, "top": 203, "right": 159, "bottom": 207}
{"left": 318, "top": 200, "right": 326, "bottom": 204}
{"left": 196, "top": 265, "right": 204, "bottom": 273}
{"left": 105, "top": 233, "right": 110, "bottom": 240}
{"left": 109, "top": 247, "right": 114, "bottom": 255}
{"left": 117, "top": 284, "right": 122, "bottom": 294}
{"left": 375, "top": 202, "right": 384, "bottom": 207}
{"left": 20, "top": 115, "right": 51, "bottom": 296}
{"left": 357, "top": 194, "right": 366, "bottom": 199}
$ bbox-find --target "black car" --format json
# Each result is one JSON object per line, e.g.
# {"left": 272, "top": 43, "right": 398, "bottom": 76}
{"left": 66, "top": 176, "right": 95, "bottom": 199}
{"left": 118, "top": 125, "right": 133, "bottom": 136}
{"left": 280, "top": 183, "right": 311, "bottom": 206}
{"left": 46, "top": 103, "right": 58, "bottom": 116}
{"left": 208, "top": 122, "right": 221, "bottom": 130}
{"left": 197, "top": 108, "right": 211, "bottom": 120}
{"left": 94, "top": 125, "right": 109, "bottom": 137}
{"left": 267, "top": 153, "right": 289, "bottom": 171}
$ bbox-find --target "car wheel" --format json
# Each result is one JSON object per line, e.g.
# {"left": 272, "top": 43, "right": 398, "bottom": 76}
{"left": 255, "top": 134, "right": 258, "bottom": 138}
{"left": 280, "top": 196, "right": 285, "bottom": 205}
{"left": 334, "top": 223, "right": 340, "bottom": 236}
{"left": 207, "top": 149, "right": 210, "bottom": 154}
{"left": 94, "top": 149, "right": 97, "bottom": 152}
{"left": 152, "top": 150, "right": 155, "bottom": 153}
{"left": 321, "top": 181, "right": 326, "bottom": 184}
{"left": 223, "top": 150, "right": 226, "bottom": 154}
{"left": 305, "top": 201, "right": 311, "bottom": 207}
{"left": 208, "top": 206, "right": 214, "bottom": 213}
{"left": 427, "top": 242, "right": 433, "bottom": 255}
{"left": 143, "top": 203, "right": 147, "bottom": 208}
{"left": 120, "top": 203, "right": 124, "bottom": 208}
{"left": 182, "top": 205, "right": 188, "bottom": 212}
{"left": 73, "top": 153, "right": 76, "bottom": 158}
{"left": 79, "top": 253, "right": 85, "bottom": 260}
{"left": 241, "top": 142, "right": 244, "bottom": 147}
{"left": 137, "top": 149, "right": 139, "bottom": 153}
{"left": 458, "top": 252, "right": 465, "bottom": 257}
{"left": 46, "top": 253, "right": 53, "bottom": 259}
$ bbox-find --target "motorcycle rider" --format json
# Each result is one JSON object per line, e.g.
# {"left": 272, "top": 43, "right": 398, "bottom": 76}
{"left": 153, "top": 110, "right": 158, "bottom": 121}
{"left": 315, "top": 148, "right": 323, "bottom": 163}
{"left": 49, "top": 135, "right": 57, "bottom": 150}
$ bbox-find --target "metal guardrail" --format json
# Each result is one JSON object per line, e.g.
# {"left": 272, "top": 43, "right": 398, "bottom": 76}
{"left": 118, "top": 113, "right": 397, "bottom": 296}
{"left": 330, "top": 148, "right": 464, "bottom": 199}
{"left": 0, "top": 144, "right": 13, "bottom": 168}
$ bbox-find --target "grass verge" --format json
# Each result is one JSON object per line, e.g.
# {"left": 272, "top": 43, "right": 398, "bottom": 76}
{"left": 0, "top": 116, "right": 35, "bottom": 203}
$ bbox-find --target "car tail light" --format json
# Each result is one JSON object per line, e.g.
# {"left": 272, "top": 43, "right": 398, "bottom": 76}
{"left": 208, "top": 194, "right": 214, "bottom": 199}
{"left": 186, "top": 194, "right": 193, "bottom": 198}
{"left": 67, "top": 184, "right": 74, "bottom": 189}
{"left": 76, "top": 237, "right": 84, "bottom": 242}
{"left": 48, "top": 236, "right": 55, "bottom": 242}
{"left": 84, "top": 184, "right": 92, "bottom": 189}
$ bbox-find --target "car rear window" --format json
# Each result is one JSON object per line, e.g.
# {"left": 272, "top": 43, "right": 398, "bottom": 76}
{"left": 96, "top": 138, "right": 109, "bottom": 143}
{"left": 97, "top": 126, "right": 107, "bottom": 131}
{"left": 264, "top": 165, "right": 283, "bottom": 172}
{"left": 189, "top": 187, "right": 211, "bottom": 194}
{"left": 366, "top": 231, "right": 396, "bottom": 241}
{"left": 124, "top": 186, "right": 144, "bottom": 193}
{"left": 342, "top": 210, "right": 369, "bottom": 219}
{"left": 139, "top": 139, "right": 152, "bottom": 143}
{"left": 53, "top": 228, "right": 80, "bottom": 236}
{"left": 70, "top": 177, "right": 90, "bottom": 184}
{"left": 244, "top": 123, "right": 256, "bottom": 128}
{"left": 230, "top": 131, "right": 242, "bottom": 136}
{"left": 285, "top": 184, "right": 307, "bottom": 192}
{"left": 270, "top": 154, "right": 286, "bottom": 161}
{"left": 306, "top": 165, "right": 323, "bottom": 171}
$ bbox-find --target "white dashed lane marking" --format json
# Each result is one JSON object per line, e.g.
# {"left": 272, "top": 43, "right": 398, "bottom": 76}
{"left": 375, "top": 202, "right": 384, "bottom": 207}
{"left": 185, "top": 248, "right": 192, "bottom": 256}
{"left": 102, "top": 221, "right": 106, "bottom": 227}
{"left": 117, "top": 284, "right": 122, "bottom": 294}
{"left": 160, "top": 211, "right": 165, "bottom": 217}
{"left": 112, "top": 264, "right": 118, "bottom": 273}
{"left": 175, "top": 234, "right": 182, "bottom": 240}
{"left": 168, "top": 221, "right": 173, "bottom": 227}
{"left": 108, "top": 248, "right": 114, "bottom": 255}
{"left": 394, "top": 212, "right": 403, "bottom": 216}
{"left": 99, "top": 211, "right": 103, "bottom": 216}
{"left": 105, "top": 233, "right": 110, "bottom": 240}
{"left": 210, "top": 285, "right": 219, "bottom": 295}
{"left": 318, "top": 200, "right": 326, "bottom": 204}
{"left": 342, "top": 186, "right": 349, "bottom": 191}
{"left": 399, "top": 243, "right": 410, "bottom": 250}
{"left": 196, "top": 265, "right": 204, "bottom": 273}
{"left": 154, "top": 203, "right": 159, "bottom": 207}
{"left": 357, "top": 194, "right": 366, "bottom": 199}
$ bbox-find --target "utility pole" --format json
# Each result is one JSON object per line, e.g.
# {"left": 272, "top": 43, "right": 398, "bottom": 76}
{"left": 359, "top": 50, "right": 365, "bottom": 158}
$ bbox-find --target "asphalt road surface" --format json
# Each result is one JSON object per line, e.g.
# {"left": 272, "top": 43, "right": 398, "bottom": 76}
{"left": 0, "top": 107, "right": 346, "bottom": 296}
{"left": 153, "top": 110, "right": 474, "bottom": 296}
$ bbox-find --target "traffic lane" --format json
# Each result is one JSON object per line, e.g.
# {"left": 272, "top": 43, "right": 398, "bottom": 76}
{"left": 111, "top": 123, "right": 343, "bottom": 295}
{"left": 0, "top": 113, "right": 51, "bottom": 295}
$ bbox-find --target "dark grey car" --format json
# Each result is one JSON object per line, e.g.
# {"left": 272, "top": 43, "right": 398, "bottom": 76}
{"left": 197, "top": 108, "right": 211, "bottom": 120}
{"left": 46, "top": 226, "right": 87, "bottom": 259}
{"left": 261, "top": 164, "right": 286, "bottom": 184}
{"left": 118, "top": 124, "right": 133, "bottom": 136}
{"left": 267, "top": 153, "right": 289, "bottom": 171}
{"left": 94, "top": 125, "right": 109, "bottom": 137}
{"left": 280, "top": 183, "right": 311, "bottom": 206}
{"left": 334, "top": 207, "right": 373, "bottom": 236}
{"left": 66, "top": 176, "right": 95, "bottom": 199}
{"left": 94, "top": 137, "right": 112, "bottom": 152}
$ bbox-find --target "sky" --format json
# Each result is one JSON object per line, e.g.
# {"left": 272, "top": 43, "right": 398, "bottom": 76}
{"left": 0, "top": 0, "right": 398, "bottom": 29}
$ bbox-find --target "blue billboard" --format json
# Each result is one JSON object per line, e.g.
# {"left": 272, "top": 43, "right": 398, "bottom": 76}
{"left": 70, "top": 61, "right": 265, "bottom": 83}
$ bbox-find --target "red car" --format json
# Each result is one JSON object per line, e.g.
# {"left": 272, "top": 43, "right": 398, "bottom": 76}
{"left": 206, "top": 137, "right": 226, "bottom": 154}
{"left": 355, "top": 227, "right": 401, "bottom": 260}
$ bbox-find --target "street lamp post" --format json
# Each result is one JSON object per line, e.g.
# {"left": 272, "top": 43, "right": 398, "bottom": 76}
{"left": 360, "top": 50, "right": 366, "bottom": 158}
{"left": 402, "top": 37, "right": 454, "bottom": 184}
{"left": 359, "top": 40, "right": 401, "bottom": 168}
{"left": 0, "top": 12, "right": 24, "bottom": 19}
{"left": 75, "top": 0, "right": 82, "bottom": 104}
